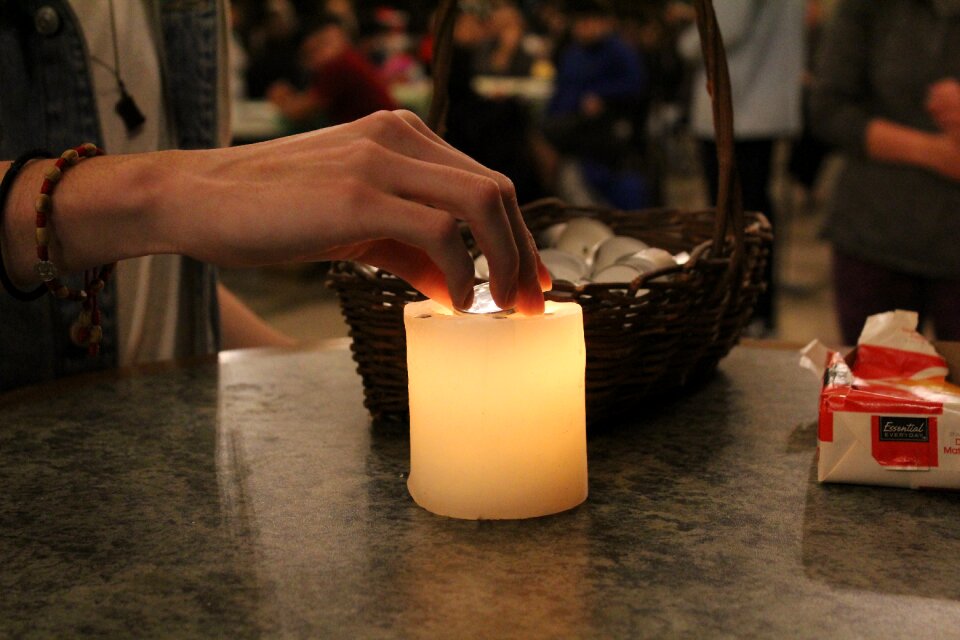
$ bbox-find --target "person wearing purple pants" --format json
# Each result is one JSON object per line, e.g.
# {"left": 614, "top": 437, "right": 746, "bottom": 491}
{"left": 811, "top": 0, "right": 960, "bottom": 345}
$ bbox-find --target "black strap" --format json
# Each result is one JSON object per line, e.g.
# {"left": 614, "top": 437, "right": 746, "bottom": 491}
{"left": 0, "top": 149, "right": 54, "bottom": 301}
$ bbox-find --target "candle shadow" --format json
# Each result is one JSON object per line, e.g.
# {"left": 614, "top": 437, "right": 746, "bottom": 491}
{"left": 800, "top": 456, "right": 960, "bottom": 600}
{"left": 587, "top": 370, "right": 738, "bottom": 484}
{"left": 586, "top": 368, "right": 720, "bottom": 434}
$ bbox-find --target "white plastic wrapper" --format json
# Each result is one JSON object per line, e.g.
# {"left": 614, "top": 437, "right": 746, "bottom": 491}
{"left": 802, "top": 310, "right": 960, "bottom": 489}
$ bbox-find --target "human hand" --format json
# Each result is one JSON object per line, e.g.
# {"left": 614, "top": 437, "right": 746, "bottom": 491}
{"left": 927, "top": 133, "right": 960, "bottom": 183}
{"left": 926, "top": 78, "right": 960, "bottom": 144}
{"left": 865, "top": 118, "right": 960, "bottom": 183}
{"left": 168, "top": 110, "right": 550, "bottom": 314}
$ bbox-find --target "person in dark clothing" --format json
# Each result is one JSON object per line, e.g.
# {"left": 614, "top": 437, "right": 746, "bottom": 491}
{"left": 238, "top": 0, "right": 303, "bottom": 98}
{"left": 810, "top": 0, "right": 960, "bottom": 344}
{"left": 787, "top": 0, "right": 832, "bottom": 202}
{"left": 444, "top": 13, "right": 547, "bottom": 205}
{"left": 541, "top": 0, "right": 650, "bottom": 210}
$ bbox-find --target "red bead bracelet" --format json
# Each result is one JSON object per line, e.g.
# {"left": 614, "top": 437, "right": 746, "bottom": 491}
{"left": 34, "top": 143, "right": 116, "bottom": 356}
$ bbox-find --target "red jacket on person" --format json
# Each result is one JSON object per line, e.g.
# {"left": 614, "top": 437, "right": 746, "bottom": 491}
{"left": 310, "top": 49, "right": 398, "bottom": 125}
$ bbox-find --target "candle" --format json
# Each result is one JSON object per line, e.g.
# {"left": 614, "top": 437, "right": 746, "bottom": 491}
{"left": 403, "top": 299, "right": 587, "bottom": 519}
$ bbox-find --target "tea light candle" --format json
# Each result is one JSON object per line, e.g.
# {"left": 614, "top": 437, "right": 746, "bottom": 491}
{"left": 403, "top": 300, "right": 587, "bottom": 519}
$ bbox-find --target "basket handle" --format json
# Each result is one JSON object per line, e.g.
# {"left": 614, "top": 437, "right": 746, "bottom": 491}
{"left": 426, "top": 0, "right": 459, "bottom": 137}
{"left": 693, "top": 0, "right": 745, "bottom": 266}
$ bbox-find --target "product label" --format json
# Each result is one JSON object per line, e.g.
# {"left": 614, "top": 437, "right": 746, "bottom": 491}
{"left": 878, "top": 416, "right": 929, "bottom": 442}
{"left": 871, "top": 415, "right": 938, "bottom": 468}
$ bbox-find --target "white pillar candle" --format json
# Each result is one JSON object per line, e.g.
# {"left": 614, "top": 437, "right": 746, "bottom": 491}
{"left": 403, "top": 300, "right": 588, "bottom": 520}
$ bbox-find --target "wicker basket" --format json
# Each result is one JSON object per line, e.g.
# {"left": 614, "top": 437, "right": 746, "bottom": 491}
{"left": 326, "top": 0, "right": 773, "bottom": 425}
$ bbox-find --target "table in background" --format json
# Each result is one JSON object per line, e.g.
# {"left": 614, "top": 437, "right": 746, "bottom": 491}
{"left": 231, "top": 100, "right": 288, "bottom": 144}
{"left": 2, "top": 342, "right": 959, "bottom": 638}
{"left": 473, "top": 75, "right": 553, "bottom": 104}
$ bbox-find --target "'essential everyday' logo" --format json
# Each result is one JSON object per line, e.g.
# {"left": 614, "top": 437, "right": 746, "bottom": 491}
{"left": 879, "top": 416, "right": 929, "bottom": 442}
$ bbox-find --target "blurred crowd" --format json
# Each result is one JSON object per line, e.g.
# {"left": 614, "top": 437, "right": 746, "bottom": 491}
{"left": 227, "top": 0, "right": 820, "bottom": 335}
{"left": 229, "top": 0, "right": 710, "bottom": 208}
{"left": 229, "top": 0, "right": 960, "bottom": 342}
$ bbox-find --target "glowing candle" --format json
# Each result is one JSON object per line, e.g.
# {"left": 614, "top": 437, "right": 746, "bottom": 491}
{"left": 403, "top": 300, "right": 587, "bottom": 519}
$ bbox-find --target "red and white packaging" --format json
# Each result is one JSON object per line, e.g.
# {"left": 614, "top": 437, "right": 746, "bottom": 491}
{"left": 801, "top": 310, "right": 960, "bottom": 489}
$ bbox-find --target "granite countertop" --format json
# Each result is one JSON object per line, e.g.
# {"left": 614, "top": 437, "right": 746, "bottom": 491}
{"left": 2, "top": 342, "right": 960, "bottom": 638}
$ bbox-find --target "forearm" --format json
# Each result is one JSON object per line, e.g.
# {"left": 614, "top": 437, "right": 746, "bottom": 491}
{"left": 1, "top": 152, "right": 177, "bottom": 287}
{"left": 865, "top": 119, "right": 959, "bottom": 178}
{"left": 217, "top": 282, "right": 296, "bottom": 349}
{"left": 3, "top": 112, "right": 551, "bottom": 317}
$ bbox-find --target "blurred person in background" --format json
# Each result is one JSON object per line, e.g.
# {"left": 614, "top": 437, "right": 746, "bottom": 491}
{"left": 620, "top": 2, "right": 690, "bottom": 204}
{"left": 678, "top": 0, "right": 805, "bottom": 336}
{"left": 787, "top": 0, "right": 833, "bottom": 209}
{"left": 810, "top": 0, "right": 960, "bottom": 344}
{"left": 322, "top": 0, "right": 360, "bottom": 36}
{"left": 473, "top": 1, "right": 535, "bottom": 76}
{"left": 357, "top": 6, "right": 425, "bottom": 84}
{"left": 540, "top": 0, "right": 650, "bottom": 209}
{"left": 240, "top": 0, "right": 303, "bottom": 98}
{"left": 444, "top": 10, "right": 548, "bottom": 203}
{"left": 531, "top": 0, "right": 571, "bottom": 68}
{"left": 267, "top": 13, "right": 399, "bottom": 128}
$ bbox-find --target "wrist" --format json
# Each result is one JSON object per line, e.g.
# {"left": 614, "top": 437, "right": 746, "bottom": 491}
{"left": 925, "top": 134, "right": 960, "bottom": 175}
{"left": 148, "top": 148, "right": 223, "bottom": 263}
{"left": 56, "top": 151, "right": 177, "bottom": 266}
{"left": 3, "top": 150, "right": 178, "bottom": 285}
{"left": 2, "top": 158, "right": 50, "bottom": 286}
{"left": 913, "top": 132, "right": 949, "bottom": 173}
{"left": 136, "top": 149, "right": 196, "bottom": 257}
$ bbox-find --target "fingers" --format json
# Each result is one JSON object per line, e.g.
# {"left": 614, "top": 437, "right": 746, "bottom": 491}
{"left": 358, "top": 193, "right": 476, "bottom": 310}
{"left": 357, "top": 240, "right": 455, "bottom": 309}
{"left": 352, "top": 144, "right": 550, "bottom": 313}
{"left": 378, "top": 110, "right": 546, "bottom": 313}
{"left": 365, "top": 147, "right": 520, "bottom": 307}
{"left": 537, "top": 254, "right": 552, "bottom": 292}
{"left": 506, "top": 202, "right": 546, "bottom": 315}
{"left": 927, "top": 80, "right": 960, "bottom": 129}
{"left": 253, "top": 110, "right": 546, "bottom": 313}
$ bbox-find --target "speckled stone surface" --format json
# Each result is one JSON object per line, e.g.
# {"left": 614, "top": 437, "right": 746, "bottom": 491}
{"left": 3, "top": 343, "right": 960, "bottom": 639}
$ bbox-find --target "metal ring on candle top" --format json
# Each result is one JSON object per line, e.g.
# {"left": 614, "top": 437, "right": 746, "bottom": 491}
{"left": 455, "top": 282, "right": 514, "bottom": 315}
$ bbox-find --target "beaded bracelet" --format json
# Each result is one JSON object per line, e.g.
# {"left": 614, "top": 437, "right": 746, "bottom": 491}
{"left": 0, "top": 149, "right": 53, "bottom": 301}
{"left": 35, "top": 143, "right": 117, "bottom": 356}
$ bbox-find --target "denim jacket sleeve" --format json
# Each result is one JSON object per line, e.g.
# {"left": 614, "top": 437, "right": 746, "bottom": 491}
{"left": 0, "top": 0, "right": 222, "bottom": 392}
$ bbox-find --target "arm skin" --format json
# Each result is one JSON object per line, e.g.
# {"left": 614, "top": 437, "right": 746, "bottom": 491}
{"left": 927, "top": 78, "right": 960, "bottom": 145}
{"left": 0, "top": 110, "right": 551, "bottom": 322}
{"left": 865, "top": 119, "right": 960, "bottom": 183}
{"left": 217, "top": 282, "right": 297, "bottom": 349}
{"left": 811, "top": 0, "right": 960, "bottom": 183}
